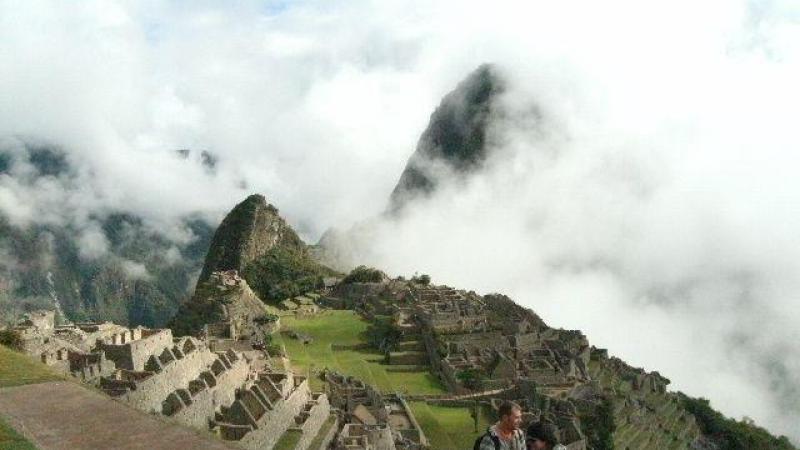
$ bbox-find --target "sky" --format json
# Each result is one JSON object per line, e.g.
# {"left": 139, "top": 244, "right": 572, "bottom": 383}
{"left": 1, "top": 0, "right": 799, "bottom": 442}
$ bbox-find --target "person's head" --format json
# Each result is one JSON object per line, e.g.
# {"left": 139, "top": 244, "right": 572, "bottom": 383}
{"left": 497, "top": 401, "right": 522, "bottom": 432}
{"left": 526, "top": 422, "right": 559, "bottom": 450}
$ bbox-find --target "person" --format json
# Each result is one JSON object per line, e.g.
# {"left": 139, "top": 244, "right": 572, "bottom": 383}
{"left": 474, "top": 401, "right": 526, "bottom": 450}
{"left": 525, "top": 421, "right": 561, "bottom": 450}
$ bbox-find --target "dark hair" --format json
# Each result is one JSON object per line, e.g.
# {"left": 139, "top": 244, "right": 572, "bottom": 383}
{"left": 497, "top": 400, "right": 521, "bottom": 418}
{"left": 526, "top": 422, "right": 559, "bottom": 445}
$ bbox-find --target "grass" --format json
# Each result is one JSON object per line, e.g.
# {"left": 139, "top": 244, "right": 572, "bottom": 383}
{"left": 408, "top": 401, "right": 494, "bottom": 450}
{"left": 274, "top": 311, "right": 446, "bottom": 395}
{"left": 272, "top": 429, "right": 302, "bottom": 450}
{"left": 0, "top": 346, "right": 63, "bottom": 388}
{"left": 0, "top": 416, "right": 37, "bottom": 450}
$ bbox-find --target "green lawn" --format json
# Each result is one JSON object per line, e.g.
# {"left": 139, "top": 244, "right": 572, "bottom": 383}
{"left": 408, "top": 401, "right": 494, "bottom": 450}
{"left": 0, "top": 416, "right": 37, "bottom": 450}
{"left": 275, "top": 310, "right": 446, "bottom": 395}
{"left": 0, "top": 346, "right": 63, "bottom": 388}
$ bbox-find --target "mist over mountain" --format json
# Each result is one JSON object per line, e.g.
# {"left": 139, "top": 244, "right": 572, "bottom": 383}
{"left": 0, "top": 141, "right": 214, "bottom": 327}
{"left": 387, "top": 64, "right": 504, "bottom": 213}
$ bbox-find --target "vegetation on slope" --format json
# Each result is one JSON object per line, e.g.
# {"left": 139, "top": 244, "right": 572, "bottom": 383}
{"left": 341, "top": 265, "right": 385, "bottom": 284}
{"left": 0, "top": 212, "right": 214, "bottom": 328}
{"left": 680, "top": 394, "right": 796, "bottom": 450}
{"left": 198, "top": 194, "right": 305, "bottom": 284}
{"left": 166, "top": 282, "right": 226, "bottom": 338}
{"left": 274, "top": 311, "right": 445, "bottom": 395}
{"left": 0, "top": 345, "right": 63, "bottom": 388}
{"left": 579, "top": 397, "right": 616, "bottom": 450}
{"left": 243, "top": 246, "right": 337, "bottom": 304}
{"left": 387, "top": 64, "right": 503, "bottom": 212}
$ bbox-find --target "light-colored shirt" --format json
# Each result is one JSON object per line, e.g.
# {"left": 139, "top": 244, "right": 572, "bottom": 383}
{"left": 478, "top": 424, "right": 526, "bottom": 450}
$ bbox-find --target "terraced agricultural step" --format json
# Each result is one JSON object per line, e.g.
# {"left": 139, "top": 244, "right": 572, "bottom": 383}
{"left": 387, "top": 351, "right": 428, "bottom": 365}
{"left": 396, "top": 341, "right": 425, "bottom": 352}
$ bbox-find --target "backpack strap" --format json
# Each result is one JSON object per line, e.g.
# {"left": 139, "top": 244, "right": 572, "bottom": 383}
{"left": 490, "top": 431, "right": 501, "bottom": 450}
{"left": 473, "top": 428, "right": 501, "bottom": 450}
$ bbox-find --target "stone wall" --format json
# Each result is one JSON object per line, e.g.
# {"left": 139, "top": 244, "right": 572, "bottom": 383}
{"left": 116, "top": 342, "right": 210, "bottom": 412}
{"left": 226, "top": 376, "right": 313, "bottom": 450}
{"left": 293, "top": 393, "right": 331, "bottom": 450}
{"left": 69, "top": 352, "right": 116, "bottom": 382}
{"left": 337, "top": 423, "right": 396, "bottom": 450}
{"left": 165, "top": 350, "right": 250, "bottom": 430}
{"left": 101, "top": 329, "right": 174, "bottom": 371}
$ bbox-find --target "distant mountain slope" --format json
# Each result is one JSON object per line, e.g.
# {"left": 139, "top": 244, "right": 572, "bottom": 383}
{"left": 315, "top": 64, "right": 507, "bottom": 271}
{"left": 387, "top": 63, "right": 504, "bottom": 213}
{"left": 0, "top": 144, "right": 214, "bottom": 328}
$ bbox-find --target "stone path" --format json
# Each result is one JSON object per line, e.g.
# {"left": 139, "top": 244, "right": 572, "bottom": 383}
{"left": 0, "top": 381, "right": 237, "bottom": 450}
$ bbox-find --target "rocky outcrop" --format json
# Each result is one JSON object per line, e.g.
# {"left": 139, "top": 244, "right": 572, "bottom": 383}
{"left": 169, "top": 270, "right": 278, "bottom": 338}
{"left": 197, "top": 194, "right": 305, "bottom": 285}
{"left": 387, "top": 63, "right": 504, "bottom": 213}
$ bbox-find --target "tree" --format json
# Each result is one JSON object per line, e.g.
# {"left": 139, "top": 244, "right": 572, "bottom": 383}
{"left": 457, "top": 368, "right": 486, "bottom": 391}
{"left": 341, "top": 266, "right": 385, "bottom": 284}
{"left": 412, "top": 273, "right": 431, "bottom": 285}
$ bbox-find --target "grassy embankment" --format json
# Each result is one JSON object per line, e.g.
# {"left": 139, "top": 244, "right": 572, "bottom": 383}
{"left": 0, "top": 344, "right": 65, "bottom": 450}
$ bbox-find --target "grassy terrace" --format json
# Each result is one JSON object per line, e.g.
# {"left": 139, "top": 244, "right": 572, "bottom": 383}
{"left": 0, "top": 345, "right": 63, "bottom": 388}
{"left": 275, "top": 310, "right": 497, "bottom": 449}
{"left": 409, "top": 401, "right": 493, "bottom": 449}
{"left": 0, "top": 345, "right": 61, "bottom": 450}
{"left": 274, "top": 310, "right": 446, "bottom": 395}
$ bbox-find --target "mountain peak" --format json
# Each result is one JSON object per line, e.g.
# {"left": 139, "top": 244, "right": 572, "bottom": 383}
{"left": 197, "top": 194, "right": 304, "bottom": 285}
{"left": 387, "top": 64, "right": 504, "bottom": 213}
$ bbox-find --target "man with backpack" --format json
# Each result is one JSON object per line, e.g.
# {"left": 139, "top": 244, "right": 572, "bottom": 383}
{"left": 474, "top": 401, "right": 526, "bottom": 450}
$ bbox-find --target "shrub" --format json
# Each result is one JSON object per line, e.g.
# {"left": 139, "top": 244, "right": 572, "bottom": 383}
{"left": 365, "top": 317, "right": 402, "bottom": 353}
{"left": 457, "top": 368, "right": 487, "bottom": 391}
{"left": 244, "top": 247, "right": 334, "bottom": 303}
{"left": 412, "top": 273, "right": 431, "bottom": 285}
{"left": 680, "top": 394, "right": 795, "bottom": 450}
{"left": 0, "top": 330, "right": 23, "bottom": 350}
{"left": 341, "top": 266, "right": 385, "bottom": 284}
{"left": 254, "top": 313, "right": 279, "bottom": 325}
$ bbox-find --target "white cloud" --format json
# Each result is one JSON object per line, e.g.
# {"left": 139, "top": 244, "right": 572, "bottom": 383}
{"left": 77, "top": 222, "right": 110, "bottom": 260}
{"left": 120, "top": 259, "right": 151, "bottom": 281}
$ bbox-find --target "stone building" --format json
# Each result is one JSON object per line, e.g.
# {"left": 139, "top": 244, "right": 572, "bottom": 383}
{"left": 325, "top": 371, "right": 428, "bottom": 450}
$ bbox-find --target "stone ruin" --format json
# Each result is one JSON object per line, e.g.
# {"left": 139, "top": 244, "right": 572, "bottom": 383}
{"left": 216, "top": 370, "right": 332, "bottom": 450}
{"left": 322, "top": 277, "right": 687, "bottom": 450}
{"left": 202, "top": 270, "right": 280, "bottom": 344}
{"left": 5, "top": 270, "right": 337, "bottom": 450}
{"left": 325, "top": 371, "right": 428, "bottom": 450}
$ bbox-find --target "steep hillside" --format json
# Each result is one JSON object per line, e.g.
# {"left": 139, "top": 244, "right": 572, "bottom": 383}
{"left": 197, "top": 194, "right": 306, "bottom": 284}
{"left": 315, "top": 64, "right": 508, "bottom": 271}
{"left": 387, "top": 63, "right": 504, "bottom": 213}
{"left": 171, "top": 194, "right": 336, "bottom": 334}
{"left": 277, "top": 271, "right": 796, "bottom": 450}
{"left": 0, "top": 145, "right": 214, "bottom": 327}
